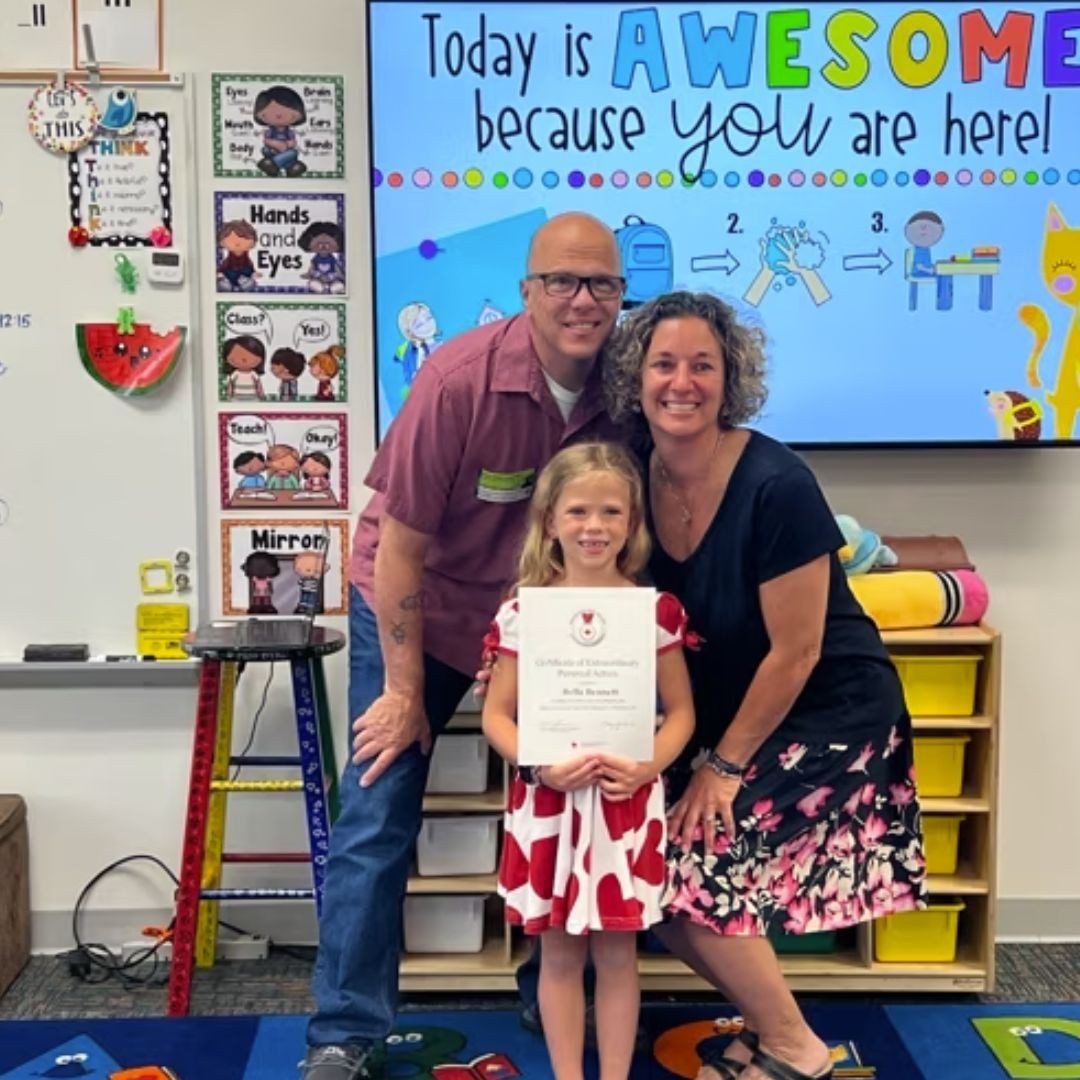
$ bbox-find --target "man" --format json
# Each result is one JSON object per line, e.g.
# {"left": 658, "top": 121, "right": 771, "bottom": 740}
{"left": 302, "top": 213, "right": 625, "bottom": 1079}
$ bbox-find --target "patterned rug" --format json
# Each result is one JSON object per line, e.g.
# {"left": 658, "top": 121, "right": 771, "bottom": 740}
{"left": 2, "top": 1003, "right": 1079, "bottom": 1078}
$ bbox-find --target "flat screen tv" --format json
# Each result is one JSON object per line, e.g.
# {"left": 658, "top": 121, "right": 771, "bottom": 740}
{"left": 368, "top": 0, "right": 1080, "bottom": 447}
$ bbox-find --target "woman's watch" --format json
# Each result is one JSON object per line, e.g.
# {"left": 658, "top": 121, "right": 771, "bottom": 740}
{"left": 518, "top": 765, "right": 542, "bottom": 785}
{"left": 703, "top": 750, "right": 745, "bottom": 780}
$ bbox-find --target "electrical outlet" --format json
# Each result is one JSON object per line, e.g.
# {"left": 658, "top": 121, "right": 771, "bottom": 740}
{"left": 119, "top": 933, "right": 269, "bottom": 963}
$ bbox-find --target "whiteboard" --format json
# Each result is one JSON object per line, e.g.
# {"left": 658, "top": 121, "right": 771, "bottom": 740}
{"left": 0, "top": 78, "right": 202, "bottom": 655}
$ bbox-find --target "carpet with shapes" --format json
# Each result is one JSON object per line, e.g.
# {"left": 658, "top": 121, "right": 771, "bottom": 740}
{"left": 2, "top": 1003, "right": 1079, "bottom": 1078}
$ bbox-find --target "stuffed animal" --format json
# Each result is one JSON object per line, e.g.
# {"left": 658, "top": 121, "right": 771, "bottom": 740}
{"left": 835, "top": 514, "right": 898, "bottom": 575}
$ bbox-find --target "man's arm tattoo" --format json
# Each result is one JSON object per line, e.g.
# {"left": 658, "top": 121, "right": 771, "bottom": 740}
{"left": 399, "top": 591, "right": 425, "bottom": 612}
{"left": 389, "top": 620, "right": 407, "bottom": 645}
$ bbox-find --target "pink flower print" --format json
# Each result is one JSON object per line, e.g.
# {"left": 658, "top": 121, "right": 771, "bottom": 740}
{"left": 889, "top": 782, "right": 915, "bottom": 806}
{"left": 796, "top": 786, "right": 834, "bottom": 818}
{"left": 884, "top": 725, "right": 903, "bottom": 757}
{"left": 771, "top": 871, "right": 799, "bottom": 907}
{"left": 779, "top": 742, "right": 808, "bottom": 771}
{"left": 750, "top": 798, "right": 783, "bottom": 835}
{"left": 842, "top": 787, "right": 863, "bottom": 816}
{"left": 724, "top": 909, "right": 758, "bottom": 935}
{"left": 821, "top": 898, "right": 846, "bottom": 929}
{"left": 783, "top": 896, "right": 813, "bottom": 933}
{"left": 826, "top": 825, "right": 856, "bottom": 861}
{"left": 847, "top": 742, "right": 876, "bottom": 774}
{"left": 858, "top": 813, "right": 888, "bottom": 849}
{"left": 860, "top": 782, "right": 876, "bottom": 805}
{"left": 870, "top": 885, "right": 896, "bottom": 917}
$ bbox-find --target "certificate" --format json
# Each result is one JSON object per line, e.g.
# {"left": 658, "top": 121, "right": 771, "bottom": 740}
{"left": 517, "top": 587, "right": 656, "bottom": 766}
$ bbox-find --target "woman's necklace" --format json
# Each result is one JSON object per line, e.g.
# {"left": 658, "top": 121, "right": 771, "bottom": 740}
{"left": 655, "top": 429, "right": 725, "bottom": 528}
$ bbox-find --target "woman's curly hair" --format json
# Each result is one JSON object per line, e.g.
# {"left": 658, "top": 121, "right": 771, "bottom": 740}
{"left": 603, "top": 291, "right": 768, "bottom": 444}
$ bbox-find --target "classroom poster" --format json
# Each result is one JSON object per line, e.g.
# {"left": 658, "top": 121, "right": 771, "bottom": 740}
{"left": 68, "top": 112, "right": 172, "bottom": 246}
{"left": 212, "top": 73, "right": 346, "bottom": 179}
{"left": 216, "top": 301, "right": 347, "bottom": 402}
{"left": 218, "top": 411, "right": 349, "bottom": 511}
{"left": 221, "top": 518, "right": 349, "bottom": 616}
{"left": 214, "top": 191, "right": 347, "bottom": 295}
{"left": 369, "top": 1, "right": 1080, "bottom": 445}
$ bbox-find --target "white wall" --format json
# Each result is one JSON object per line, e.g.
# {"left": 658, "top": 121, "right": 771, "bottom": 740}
{"left": 2, "top": 0, "right": 1078, "bottom": 952}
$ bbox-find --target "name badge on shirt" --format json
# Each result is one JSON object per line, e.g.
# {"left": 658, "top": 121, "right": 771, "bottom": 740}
{"left": 476, "top": 467, "right": 536, "bottom": 503}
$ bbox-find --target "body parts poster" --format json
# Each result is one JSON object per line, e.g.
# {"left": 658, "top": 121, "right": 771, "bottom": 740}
{"left": 369, "top": 1, "right": 1080, "bottom": 444}
{"left": 219, "top": 411, "right": 348, "bottom": 511}
{"left": 221, "top": 518, "right": 349, "bottom": 616}
{"left": 68, "top": 112, "right": 171, "bottom": 246}
{"left": 217, "top": 301, "right": 347, "bottom": 402}
{"left": 214, "top": 191, "right": 347, "bottom": 295}
{"left": 212, "top": 73, "right": 346, "bottom": 179}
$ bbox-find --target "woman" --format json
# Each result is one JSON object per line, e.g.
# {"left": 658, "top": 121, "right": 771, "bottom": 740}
{"left": 604, "top": 291, "right": 927, "bottom": 1080}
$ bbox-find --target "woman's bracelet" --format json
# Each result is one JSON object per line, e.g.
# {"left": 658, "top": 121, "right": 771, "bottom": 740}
{"left": 703, "top": 750, "right": 745, "bottom": 779}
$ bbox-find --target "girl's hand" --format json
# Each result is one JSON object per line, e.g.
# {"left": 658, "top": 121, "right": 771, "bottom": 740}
{"left": 541, "top": 755, "right": 602, "bottom": 792}
{"left": 667, "top": 767, "right": 740, "bottom": 848}
{"left": 596, "top": 754, "right": 656, "bottom": 800}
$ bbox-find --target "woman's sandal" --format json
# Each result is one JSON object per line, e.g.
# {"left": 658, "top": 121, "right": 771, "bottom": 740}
{"left": 747, "top": 1044, "right": 835, "bottom": 1080}
{"left": 700, "top": 1029, "right": 760, "bottom": 1077}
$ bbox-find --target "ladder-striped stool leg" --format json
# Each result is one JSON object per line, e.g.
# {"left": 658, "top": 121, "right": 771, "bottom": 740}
{"left": 167, "top": 659, "right": 222, "bottom": 1017}
{"left": 290, "top": 655, "right": 331, "bottom": 912}
{"left": 195, "top": 660, "right": 237, "bottom": 968}
{"left": 312, "top": 654, "right": 340, "bottom": 824}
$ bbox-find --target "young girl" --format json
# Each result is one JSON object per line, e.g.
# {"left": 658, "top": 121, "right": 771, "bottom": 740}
{"left": 482, "top": 442, "right": 695, "bottom": 1080}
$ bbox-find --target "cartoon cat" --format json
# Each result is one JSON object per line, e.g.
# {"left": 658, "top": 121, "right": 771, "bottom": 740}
{"left": 1018, "top": 202, "right": 1080, "bottom": 438}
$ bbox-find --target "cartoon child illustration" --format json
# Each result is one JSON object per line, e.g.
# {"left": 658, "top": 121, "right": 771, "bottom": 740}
{"left": 217, "top": 220, "right": 260, "bottom": 292}
{"left": 298, "top": 222, "right": 345, "bottom": 294}
{"left": 308, "top": 344, "right": 344, "bottom": 401}
{"left": 905, "top": 211, "right": 945, "bottom": 277}
{"left": 266, "top": 443, "right": 301, "bottom": 490}
{"left": 270, "top": 347, "right": 305, "bottom": 401}
{"left": 293, "top": 549, "right": 328, "bottom": 616}
{"left": 394, "top": 302, "right": 440, "bottom": 389}
{"left": 253, "top": 85, "right": 307, "bottom": 178}
{"left": 222, "top": 335, "right": 267, "bottom": 400}
{"left": 300, "top": 451, "right": 332, "bottom": 494}
{"left": 242, "top": 550, "right": 279, "bottom": 614}
{"left": 233, "top": 450, "right": 267, "bottom": 492}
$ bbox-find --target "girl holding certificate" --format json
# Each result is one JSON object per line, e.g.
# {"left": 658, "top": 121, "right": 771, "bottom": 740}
{"left": 482, "top": 441, "right": 695, "bottom": 1080}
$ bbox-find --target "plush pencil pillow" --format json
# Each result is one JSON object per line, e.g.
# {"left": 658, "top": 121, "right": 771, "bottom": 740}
{"left": 848, "top": 569, "right": 989, "bottom": 630}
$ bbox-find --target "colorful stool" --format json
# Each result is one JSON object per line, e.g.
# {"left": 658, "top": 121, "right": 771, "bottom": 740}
{"left": 167, "top": 624, "right": 345, "bottom": 1017}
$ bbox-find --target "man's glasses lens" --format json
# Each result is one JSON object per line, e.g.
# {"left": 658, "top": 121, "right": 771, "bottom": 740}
{"left": 539, "top": 274, "right": 624, "bottom": 300}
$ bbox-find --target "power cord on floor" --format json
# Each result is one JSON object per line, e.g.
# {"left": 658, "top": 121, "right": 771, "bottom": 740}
{"left": 60, "top": 854, "right": 180, "bottom": 987}
{"left": 60, "top": 855, "right": 277, "bottom": 988}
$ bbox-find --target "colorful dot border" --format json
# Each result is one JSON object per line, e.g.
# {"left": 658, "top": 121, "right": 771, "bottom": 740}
{"left": 374, "top": 166, "right": 1076, "bottom": 190}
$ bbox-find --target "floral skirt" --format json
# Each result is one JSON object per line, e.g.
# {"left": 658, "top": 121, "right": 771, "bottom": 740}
{"left": 662, "top": 719, "right": 927, "bottom": 935}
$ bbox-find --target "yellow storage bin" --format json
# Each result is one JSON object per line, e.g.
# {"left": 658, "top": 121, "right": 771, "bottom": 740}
{"left": 922, "top": 814, "right": 964, "bottom": 875}
{"left": 913, "top": 736, "right": 969, "bottom": 798}
{"left": 891, "top": 652, "right": 981, "bottom": 716}
{"left": 875, "top": 901, "right": 965, "bottom": 962}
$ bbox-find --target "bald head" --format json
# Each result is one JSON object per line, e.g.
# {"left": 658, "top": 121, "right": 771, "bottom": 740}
{"left": 526, "top": 212, "right": 620, "bottom": 275}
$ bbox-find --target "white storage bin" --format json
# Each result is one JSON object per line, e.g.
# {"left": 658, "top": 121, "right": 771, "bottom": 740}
{"left": 403, "top": 895, "right": 485, "bottom": 953}
{"left": 426, "top": 733, "right": 490, "bottom": 793}
{"left": 416, "top": 816, "right": 499, "bottom": 877}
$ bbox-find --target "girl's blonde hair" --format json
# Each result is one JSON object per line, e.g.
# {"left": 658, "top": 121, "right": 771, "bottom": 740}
{"left": 515, "top": 442, "right": 650, "bottom": 589}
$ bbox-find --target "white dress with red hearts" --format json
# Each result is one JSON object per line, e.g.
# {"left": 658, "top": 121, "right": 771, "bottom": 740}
{"left": 488, "top": 591, "right": 689, "bottom": 935}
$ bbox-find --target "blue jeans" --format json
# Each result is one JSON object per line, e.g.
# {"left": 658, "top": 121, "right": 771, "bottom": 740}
{"left": 307, "top": 586, "right": 473, "bottom": 1046}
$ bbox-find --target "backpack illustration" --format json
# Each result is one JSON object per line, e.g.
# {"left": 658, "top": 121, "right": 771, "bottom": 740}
{"left": 615, "top": 215, "right": 674, "bottom": 304}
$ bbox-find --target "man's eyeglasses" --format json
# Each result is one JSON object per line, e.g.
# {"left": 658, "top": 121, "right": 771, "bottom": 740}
{"left": 525, "top": 272, "right": 626, "bottom": 301}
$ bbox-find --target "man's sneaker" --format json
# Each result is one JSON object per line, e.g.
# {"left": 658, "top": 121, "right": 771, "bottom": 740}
{"left": 299, "top": 1043, "right": 380, "bottom": 1079}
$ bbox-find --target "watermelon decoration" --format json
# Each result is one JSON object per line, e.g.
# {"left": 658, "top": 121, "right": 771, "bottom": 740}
{"left": 76, "top": 322, "right": 187, "bottom": 396}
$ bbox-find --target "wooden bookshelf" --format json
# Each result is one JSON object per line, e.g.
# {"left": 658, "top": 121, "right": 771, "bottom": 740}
{"left": 400, "top": 626, "right": 1000, "bottom": 994}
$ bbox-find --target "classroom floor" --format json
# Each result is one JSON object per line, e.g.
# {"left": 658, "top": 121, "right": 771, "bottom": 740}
{"left": 2, "top": 944, "right": 1079, "bottom": 1020}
